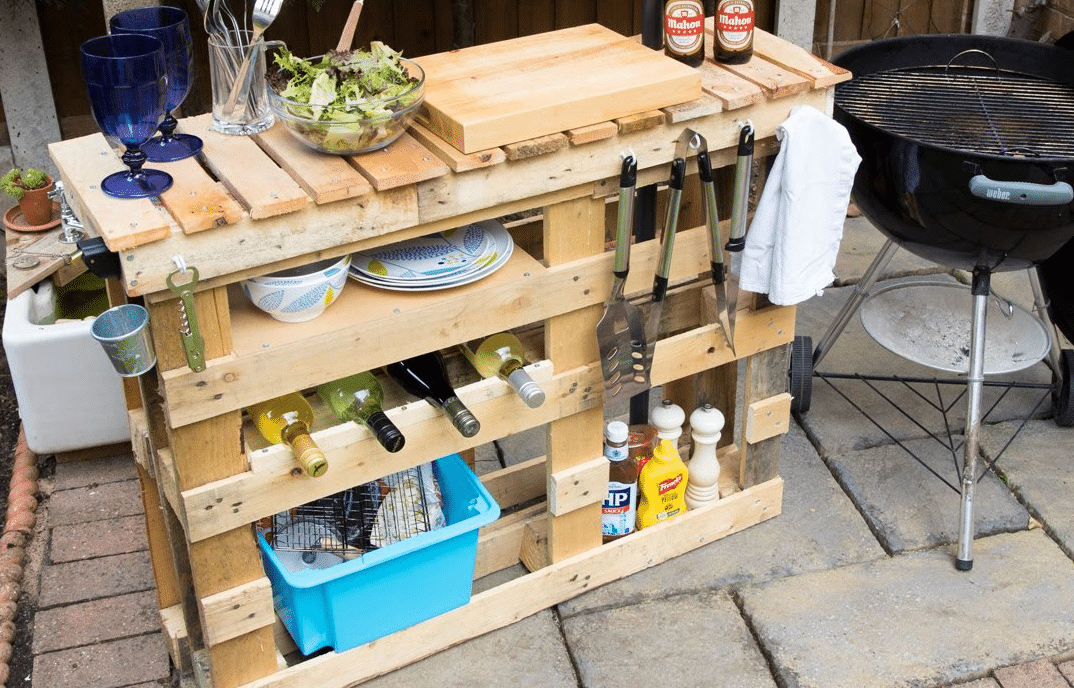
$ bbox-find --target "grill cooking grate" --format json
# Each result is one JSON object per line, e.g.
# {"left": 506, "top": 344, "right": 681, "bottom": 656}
{"left": 836, "top": 65, "right": 1074, "bottom": 159}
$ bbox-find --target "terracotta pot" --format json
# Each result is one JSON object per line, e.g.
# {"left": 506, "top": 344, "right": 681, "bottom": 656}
{"left": 17, "top": 177, "right": 54, "bottom": 226}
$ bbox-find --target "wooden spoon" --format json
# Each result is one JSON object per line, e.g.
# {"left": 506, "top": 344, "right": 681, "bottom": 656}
{"left": 336, "top": 0, "right": 364, "bottom": 52}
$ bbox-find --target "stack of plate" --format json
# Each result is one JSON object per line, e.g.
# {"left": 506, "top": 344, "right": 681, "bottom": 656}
{"left": 348, "top": 220, "right": 514, "bottom": 292}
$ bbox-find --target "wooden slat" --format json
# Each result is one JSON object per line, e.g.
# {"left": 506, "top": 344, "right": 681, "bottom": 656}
{"left": 616, "top": 109, "right": 666, "bottom": 135}
{"left": 408, "top": 122, "right": 507, "bottom": 172}
{"left": 503, "top": 132, "right": 569, "bottom": 161}
{"left": 662, "top": 93, "right": 724, "bottom": 124}
{"left": 698, "top": 59, "right": 766, "bottom": 110}
{"left": 548, "top": 456, "right": 608, "bottom": 516}
{"left": 254, "top": 124, "right": 373, "bottom": 204}
{"left": 751, "top": 30, "right": 853, "bottom": 88}
{"left": 48, "top": 135, "right": 173, "bottom": 251}
{"left": 745, "top": 392, "right": 793, "bottom": 444}
{"left": 157, "top": 156, "right": 245, "bottom": 234}
{"left": 704, "top": 25, "right": 812, "bottom": 99}
{"left": 566, "top": 121, "right": 619, "bottom": 146}
{"left": 352, "top": 132, "right": 451, "bottom": 191}
{"left": 199, "top": 578, "right": 276, "bottom": 647}
{"left": 181, "top": 114, "right": 310, "bottom": 220}
{"left": 5, "top": 224, "right": 82, "bottom": 298}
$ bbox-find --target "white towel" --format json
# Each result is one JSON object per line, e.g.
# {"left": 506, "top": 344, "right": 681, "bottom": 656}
{"left": 739, "top": 105, "right": 861, "bottom": 305}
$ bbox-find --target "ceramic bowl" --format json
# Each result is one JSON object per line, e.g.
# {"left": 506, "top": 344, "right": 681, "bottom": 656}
{"left": 242, "top": 255, "right": 350, "bottom": 323}
{"left": 266, "top": 57, "right": 425, "bottom": 156}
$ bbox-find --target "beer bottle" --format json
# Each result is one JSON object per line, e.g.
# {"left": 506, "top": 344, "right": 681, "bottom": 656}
{"left": 664, "top": 0, "right": 705, "bottom": 68}
{"left": 714, "top": 0, "right": 755, "bottom": 64}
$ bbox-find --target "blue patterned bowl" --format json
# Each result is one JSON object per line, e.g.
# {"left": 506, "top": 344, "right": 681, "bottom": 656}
{"left": 242, "top": 254, "right": 350, "bottom": 323}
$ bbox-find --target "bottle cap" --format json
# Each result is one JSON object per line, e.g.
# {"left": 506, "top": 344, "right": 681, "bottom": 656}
{"left": 507, "top": 369, "right": 546, "bottom": 408}
{"left": 605, "top": 420, "right": 629, "bottom": 444}
{"left": 442, "top": 396, "right": 481, "bottom": 438}
{"left": 367, "top": 411, "right": 405, "bottom": 453}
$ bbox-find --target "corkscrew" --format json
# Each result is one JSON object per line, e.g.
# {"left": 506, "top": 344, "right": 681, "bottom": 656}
{"left": 166, "top": 257, "right": 206, "bottom": 373}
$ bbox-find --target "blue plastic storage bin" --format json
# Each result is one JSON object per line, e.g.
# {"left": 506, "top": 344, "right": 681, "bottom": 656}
{"left": 258, "top": 453, "right": 500, "bottom": 655}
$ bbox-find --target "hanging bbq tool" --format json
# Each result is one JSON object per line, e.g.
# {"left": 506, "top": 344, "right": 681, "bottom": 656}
{"left": 166, "top": 262, "right": 207, "bottom": 373}
{"left": 598, "top": 154, "right": 650, "bottom": 401}
{"left": 695, "top": 134, "right": 735, "bottom": 354}
{"left": 724, "top": 121, "right": 755, "bottom": 350}
{"left": 642, "top": 141, "right": 690, "bottom": 380}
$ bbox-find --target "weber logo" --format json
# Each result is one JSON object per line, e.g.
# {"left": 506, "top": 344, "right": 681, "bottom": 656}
{"left": 986, "top": 187, "right": 1011, "bottom": 201}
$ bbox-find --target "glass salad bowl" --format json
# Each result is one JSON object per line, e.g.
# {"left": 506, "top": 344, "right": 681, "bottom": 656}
{"left": 266, "top": 52, "right": 425, "bottom": 156}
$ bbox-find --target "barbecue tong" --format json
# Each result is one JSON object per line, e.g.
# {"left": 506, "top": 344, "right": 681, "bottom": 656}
{"left": 643, "top": 129, "right": 738, "bottom": 379}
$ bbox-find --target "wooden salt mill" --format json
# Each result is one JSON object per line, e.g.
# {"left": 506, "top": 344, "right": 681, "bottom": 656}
{"left": 685, "top": 404, "right": 724, "bottom": 508}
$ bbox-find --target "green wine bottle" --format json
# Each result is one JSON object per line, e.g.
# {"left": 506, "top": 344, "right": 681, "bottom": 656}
{"left": 317, "top": 371, "right": 405, "bottom": 452}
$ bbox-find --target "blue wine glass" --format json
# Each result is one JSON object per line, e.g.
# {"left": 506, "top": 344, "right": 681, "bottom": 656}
{"left": 109, "top": 6, "right": 203, "bottom": 162}
{"left": 80, "top": 33, "right": 173, "bottom": 199}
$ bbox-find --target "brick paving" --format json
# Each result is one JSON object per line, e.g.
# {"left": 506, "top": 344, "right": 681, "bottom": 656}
{"left": 27, "top": 450, "right": 171, "bottom": 688}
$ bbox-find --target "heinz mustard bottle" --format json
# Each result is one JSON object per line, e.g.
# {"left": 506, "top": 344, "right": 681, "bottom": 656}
{"left": 247, "top": 393, "right": 328, "bottom": 477}
{"left": 636, "top": 438, "right": 689, "bottom": 528}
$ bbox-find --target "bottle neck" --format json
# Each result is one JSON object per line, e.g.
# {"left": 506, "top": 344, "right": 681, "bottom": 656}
{"left": 281, "top": 422, "right": 327, "bottom": 477}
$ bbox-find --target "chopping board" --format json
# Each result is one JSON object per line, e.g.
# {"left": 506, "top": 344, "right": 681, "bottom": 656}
{"left": 413, "top": 24, "right": 703, "bottom": 154}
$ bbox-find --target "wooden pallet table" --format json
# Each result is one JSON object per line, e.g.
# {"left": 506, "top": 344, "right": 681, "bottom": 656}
{"left": 49, "top": 25, "right": 849, "bottom": 688}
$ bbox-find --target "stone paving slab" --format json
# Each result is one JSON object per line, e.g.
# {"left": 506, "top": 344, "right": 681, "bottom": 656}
{"left": 46, "top": 478, "right": 144, "bottom": 527}
{"left": 38, "top": 550, "right": 156, "bottom": 608}
{"left": 983, "top": 420, "right": 1074, "bottom": 559}
{"left": 360, "top": 610, "right": 578, "bottom": 688}
{"left": 32, "top": 633, "right": 171, "bottom": 688}
{"left": 562, "top": 590, "right": 776, "bottom": 688}
{"left": 52, "top": 452, "right": 139, "bottom": 491}
{"left": 49, "top": 514, "right": 147, "bottom": 563}
{"left": 32, "top": 589, "right": 161, "bottom": 654}
{"left": 825, "top": 436, "right": 1029, "bottom": 554}
{"left": 559, "top": 422, "right": 885, "bottom": 615}
{"left": 737, "top": 530, "right": 1074, "bottom": 688}
{"left": 994, "top": 659, "right": 1070, "bottom": 688}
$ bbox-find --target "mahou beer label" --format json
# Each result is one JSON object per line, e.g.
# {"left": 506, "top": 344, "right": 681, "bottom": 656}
{"left": 716, "top": 0, "right": 755, "bottom": 49}
{"left": 665, "top": 0, "right": 704, "bottom": 54}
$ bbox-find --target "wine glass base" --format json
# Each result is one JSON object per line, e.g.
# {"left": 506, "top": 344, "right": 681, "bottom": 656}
{"left": 142, "top": 133, "right": 204, "bottom": 162}
{"left": 101, "top": 168, "right": 173, "bottom": 199}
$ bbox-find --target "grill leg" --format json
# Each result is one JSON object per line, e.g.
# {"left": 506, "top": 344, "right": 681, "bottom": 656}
{"left": 813, "top": 239, "right": 899, "bottom": 368}
{"left": 956, "top": 267, "right": 990, "bottom": 571}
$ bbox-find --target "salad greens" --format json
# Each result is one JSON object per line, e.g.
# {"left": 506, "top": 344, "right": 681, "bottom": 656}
{"left": 268, "top": 41, "right": 423, "bottom": 154}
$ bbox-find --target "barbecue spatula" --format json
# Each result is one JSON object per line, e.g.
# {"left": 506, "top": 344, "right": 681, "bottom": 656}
{"left": 598, "top": 155, "right": 649, "bottom": 401}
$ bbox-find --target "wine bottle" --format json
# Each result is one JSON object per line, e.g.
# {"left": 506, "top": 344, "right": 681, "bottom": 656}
{"left": 317, "top": 371, "right": 405, "bottom": 453}
{"left": 247, "top": 393, "right": 328, "bottom": 477}
{"left": 385, "top": 351, "right": 481, "bottom": 438}
{"left": 458, "top": 333, "right": 545, "bottom": 409}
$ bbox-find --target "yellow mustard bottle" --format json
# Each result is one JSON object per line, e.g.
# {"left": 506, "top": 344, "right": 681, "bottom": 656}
{"left": 636, "top": 438, "right": 689, "bottom": 528}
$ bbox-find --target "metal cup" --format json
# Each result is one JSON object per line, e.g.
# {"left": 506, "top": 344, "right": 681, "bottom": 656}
{"left": 207, "top": 31, "right": 274, "bottom": 135}
{"left": 91, "top": 304, "right": 157, "bottom": 377}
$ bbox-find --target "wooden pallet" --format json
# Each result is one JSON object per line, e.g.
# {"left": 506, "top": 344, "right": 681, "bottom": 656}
{"left": 50, "top": 27, "right": 849, "bottom": 688}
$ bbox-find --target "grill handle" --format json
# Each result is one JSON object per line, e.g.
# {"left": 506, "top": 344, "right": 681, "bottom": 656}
{"left": 968, "top": 175, "right": 1073, "bottom": 206}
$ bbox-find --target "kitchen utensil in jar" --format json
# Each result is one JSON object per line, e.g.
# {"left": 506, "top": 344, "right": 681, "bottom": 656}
{"left": 221, "top": 0, "right": 283, "bottom": 119}
{"left": 598, "top": 154, "right": 649, "bottom": 400}
{"left": 208, "top": 30, "right": 276, "bottom": 135}
{"left": 724, "top": 121, "right": 754, "bottom": 349}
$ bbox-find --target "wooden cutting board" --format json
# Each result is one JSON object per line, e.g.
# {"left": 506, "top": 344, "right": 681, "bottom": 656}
{"left": 413, "top": 24, "right": 703, "bottom": 154}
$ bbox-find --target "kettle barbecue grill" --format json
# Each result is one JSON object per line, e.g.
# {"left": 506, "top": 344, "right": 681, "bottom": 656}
{"left": 791, "top": 34, "right": 1074, "bottom": 571}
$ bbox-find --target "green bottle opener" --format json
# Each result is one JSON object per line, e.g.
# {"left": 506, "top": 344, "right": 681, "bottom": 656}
{"left": 166, "top": 266, "right": 206, "bottom": 373}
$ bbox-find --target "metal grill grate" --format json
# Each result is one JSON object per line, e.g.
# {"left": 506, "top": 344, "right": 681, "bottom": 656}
{"left": 836, "top": 66, "right": 1074, "bottom": 159}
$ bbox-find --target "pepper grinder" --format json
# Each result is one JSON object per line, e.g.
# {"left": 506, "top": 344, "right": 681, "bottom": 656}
{"left": 685, "top": 404, "right": 724, "bottom": 509}
{"left": 650, "top": 399, "right": 686, "bottom": 446}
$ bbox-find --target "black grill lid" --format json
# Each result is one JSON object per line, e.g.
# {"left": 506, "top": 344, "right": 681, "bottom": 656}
{"left": 836, "top": 66, "right": 1074, "bottom": 159}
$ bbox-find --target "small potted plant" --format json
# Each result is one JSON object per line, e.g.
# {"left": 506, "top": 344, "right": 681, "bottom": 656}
{"left": 2, "top": 167, "right": 55, "bottom": 226}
